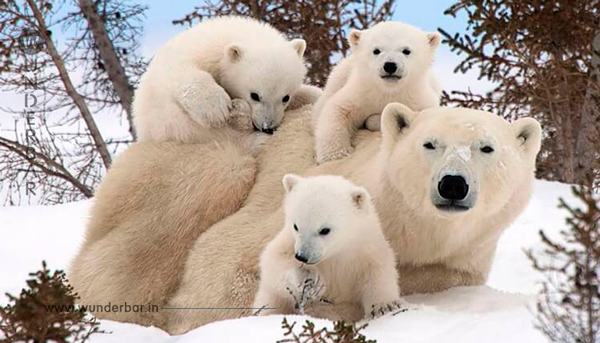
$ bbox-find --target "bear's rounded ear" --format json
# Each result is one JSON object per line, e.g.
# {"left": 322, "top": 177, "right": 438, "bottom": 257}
{"left": 348, "top": 29, "right": 362, "bottom": 50}
{"left": 427, "top": 32, "right": 442, "bottom": 50}
{"left": 512, "top": 117, "right": 542, "bottom": 155}
{"left": 290, "top": 39, "right": 306, "bottom": 58}
{"left": 226, "top": 44, "right": 243, "bottom": 63}
{"left": 350, "top": 187, "right": 371, "bottom": 211}
{"left": 282, "top": 174, "right": 303, "bottom": 193}
{"left": 381, "top": 102, "right": 418, "bottom": 152}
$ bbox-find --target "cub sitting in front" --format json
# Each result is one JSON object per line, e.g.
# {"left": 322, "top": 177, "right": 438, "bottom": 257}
{"left": 253, "top": 174, "right": 406, "bottom": 321}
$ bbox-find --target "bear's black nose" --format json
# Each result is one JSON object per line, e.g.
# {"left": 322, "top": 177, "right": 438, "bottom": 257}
{"left": 261, "top": 128, "right": 274, "bottom": 135}
{"left": 383, "top": 62, "right": 397, "bottom": 74}
{"left": 295, "top": 253, "right": 308, "bottom": 263}
{"left": 438, "top": 175, "right": 469, "bottom": 201}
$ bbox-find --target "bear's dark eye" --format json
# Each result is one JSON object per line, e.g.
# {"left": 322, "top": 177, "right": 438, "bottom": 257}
{"left": 282, "top": 95, "right": 290, "bottom": 103}
{"left": 373, "top": 48, "right": 381, "bottom": 55}
{"left": 319, "top": 228, "right": 331, "bottom": 236}
{"left": 402, "top": 48, "right": 411, "bottom": 56}
{"left": 294, "top": 224, "right": 298, "bottom": 231}
{"left": 481, "top": 146, "right": 494, "bottom": 154}
{"left": 423, "top": 142, "right": 435, "bottom": 150}
{"left": 250, "top": 92, "right": 260, "bottom": 102}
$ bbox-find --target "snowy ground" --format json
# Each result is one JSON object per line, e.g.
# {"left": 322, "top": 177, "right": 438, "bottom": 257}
{"left": 0, "top": 180, "right": 574, "bottom": 342}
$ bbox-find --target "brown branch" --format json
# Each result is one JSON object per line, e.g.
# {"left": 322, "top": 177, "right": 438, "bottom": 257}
{"left": 78, "top": 0, "right": 137, "bottom": 140}
{"left": 25, "top": 0, "right": 112, "bottom": 169}
{"left": 0, "top": 137, "right": 94, "bottom": 198}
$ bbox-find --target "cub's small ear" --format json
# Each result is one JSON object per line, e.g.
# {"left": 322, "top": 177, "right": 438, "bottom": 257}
{"left": 226, "top": 44, "right": 243, "bottom": 63}
{"left": 381, "top": 102, "right": 418, "bottom": 152}
{"left": 427, "top": 32, "right": 442, "bottom": 50}
{"left": 348, "top": 29, "right": 362, "bottom": 49}
{"left": 282, "top": 174, "right": 303, "bottom": 193}
{"left": 290, "top": 39, "right": 306, "bottom": 58}
{"left": 351, "top": 187, "right": 370, "bottom": 211}
{"left": 512, "top": 117, "right": 542, "bottom": 155}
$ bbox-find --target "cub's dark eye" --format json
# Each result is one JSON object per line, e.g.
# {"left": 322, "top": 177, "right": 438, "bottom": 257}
{"left": 481, "top": 146, "right": 494, "bottom": 154}
{"left": 319, "top": 228, "right": 331, "bottom": 236}
{"left": 373, "top": 48, "right": 381, "bottom": 55}
{"left": 250, "top": 92, "right": 260, "bottom": 102}
{"left": 293, "top": 224, "right": 298, "bottom": 231}
{"left": 282, "top": 95, "right": 290, "bottom": 103}
{"left": 402, "top": 48, "right": 411, "bottom": 56}
{"left": 423, "top": 142, "right": 435, "bottom": 150}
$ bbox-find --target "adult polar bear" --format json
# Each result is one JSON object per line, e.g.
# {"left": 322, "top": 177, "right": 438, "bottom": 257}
{"left": 164, "top": 103, "right": 541, "bottom": 333}
{"left": 69, "top": 103, "right": 541, "bottom": 334}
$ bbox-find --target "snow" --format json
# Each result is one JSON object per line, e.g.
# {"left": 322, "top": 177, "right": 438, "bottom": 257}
{"left": 455, "top": 145, "right": 472, "bottom": 162}
{"left": 0, "top": 180, "right": 575, "bottom": 342}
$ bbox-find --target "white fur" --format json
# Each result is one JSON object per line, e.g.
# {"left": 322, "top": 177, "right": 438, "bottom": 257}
{"left": 133, "top": 16, "right": 315, "bottom": 148}
{"left": 312, "top": 21, "right": 442, "bottom": 163}
{"left": 253, "top": 175, "right": 403, "bottom": 321}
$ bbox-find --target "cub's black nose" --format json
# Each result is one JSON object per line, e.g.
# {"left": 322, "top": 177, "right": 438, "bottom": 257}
{"left": 438, "top": 175, "right": 469, "bottom": 201}
{"left": 295, "top": 253, "right": 308, "bottom": 263}
{"left": 261, "top": 128, "right": 274, "bottom": 135}
{"left": 383, "top": 62, "right": 397, "bottom": 74}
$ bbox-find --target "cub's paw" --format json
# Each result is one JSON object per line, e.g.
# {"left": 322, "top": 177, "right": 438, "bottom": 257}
{"left": 364, "top": 114, "right": 381, "bottom": 132}
{"left": 185, "top": 84, "right": 232, "bottom": 127}
{"left": 316, "top": 147, "right": 354, "bottom": 165}
{"left": 229, "top": 98, "right": 254, "bottom": 132}
{"left": 368, "top": 299, "right": 410, "bottom": 319}
{"left": 248, "top": 132, "right": 271, "bottom": 157}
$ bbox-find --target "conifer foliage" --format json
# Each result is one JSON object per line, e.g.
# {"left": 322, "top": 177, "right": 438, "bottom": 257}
{"left": 0, "top": 261, "right": 103, "bottom": 343}
{"left": 527, "top": 185, "right": 600, "bottom": 343}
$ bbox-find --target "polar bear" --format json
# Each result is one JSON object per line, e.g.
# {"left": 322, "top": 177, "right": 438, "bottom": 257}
{"left": 68, "top": 140, "right": 258, "bottom": 329}
{"left": 253, "top": 174, "right": 404, "bottom": 321}
{"left": 72, "top": 103, "right": 541, "bottom": 334}
{"left": 312, "top": 21, "right": 442, "bottom": 163}
{"left": 133, "top": 16, "right": 321, "bottom": 154}
{"left": 165, "top": 103, "right": 541, "bottom": 333}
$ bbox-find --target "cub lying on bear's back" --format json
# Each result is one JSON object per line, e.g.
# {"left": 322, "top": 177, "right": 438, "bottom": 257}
{"left": 133, "top": 16, "right": 321, "bottom": 155}
{"left": 253, "top": 174, "right": 405, "bottom": 322}
{"left": 312, "top": 21, "right": 441, "bottom": 163}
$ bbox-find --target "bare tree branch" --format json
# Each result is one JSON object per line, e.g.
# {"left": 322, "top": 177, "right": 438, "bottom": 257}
{"left": 78, "top": 0, "right": 137, "bottom": 140}
{"left": 25, "top": 0, "right": 112, "bottom": 169}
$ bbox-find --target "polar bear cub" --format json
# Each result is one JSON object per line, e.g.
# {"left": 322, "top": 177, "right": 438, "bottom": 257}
{"left": 133, "top": 16, "right": 320, "bottom": 154}
{"left": 313, "top": 21, "right": 442, "bottom": 163}
{"left": 253, "top": 174, "right": 405, "bottom": 321}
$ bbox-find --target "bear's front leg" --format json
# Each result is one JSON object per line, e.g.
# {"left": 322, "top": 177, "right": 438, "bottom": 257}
{"left": 252, "top": 288, "right": 295, "bottom": 316}
{"left": 177, "top": 70, "right": 234, "bottom": 128}
{"left": 288, "top": 85, "right": 323, "bottom": 110}
{"left": 361, "top": 259, "right": 408, "bottom": 320}
{"left": 314, "top": 98, "right": 360, "bottom": 164}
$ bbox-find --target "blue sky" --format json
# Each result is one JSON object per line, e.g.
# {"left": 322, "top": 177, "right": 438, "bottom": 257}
{"left": 138, "top": 1, "right": 470, "bottom": 56}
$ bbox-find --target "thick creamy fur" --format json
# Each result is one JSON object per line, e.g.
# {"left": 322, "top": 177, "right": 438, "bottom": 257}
{"left": 253, "top": 175, "right": 402, "bottom": 322}
{"left": 71, "top": 104, "right": 541, "bottom": 334}
{"left": 312, "top": 21, "right": 441, "bottom": 163}
{"left": 165, "top": 104, "right": 541, "bottom": 333}
{"left": 68, "top": 141, "right": 257, "bottom": 328}
{"left": 133, "top": 16, "right": 320, "bottom": 154}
